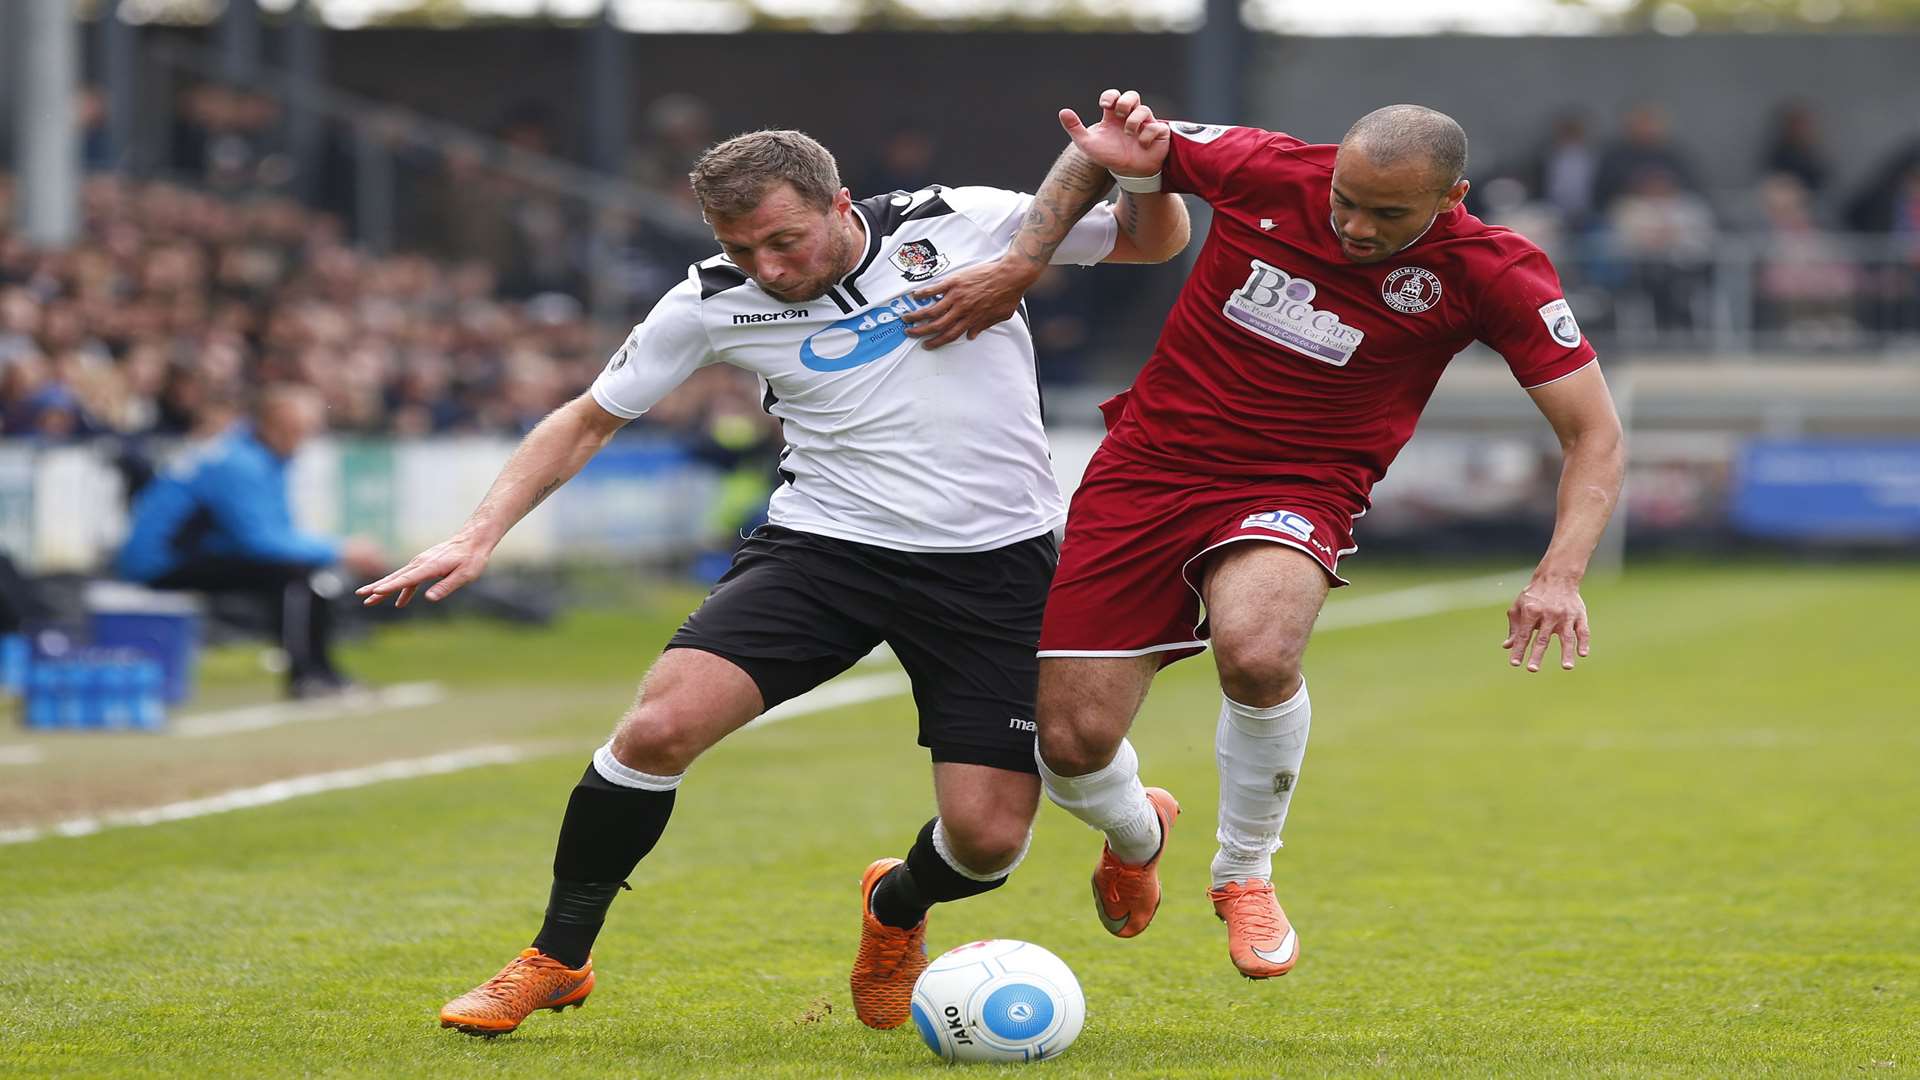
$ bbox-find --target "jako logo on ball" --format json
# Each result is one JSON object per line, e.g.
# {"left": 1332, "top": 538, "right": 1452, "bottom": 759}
{"left": 910, "top": 939, "right": 1085, "bottom": 1064}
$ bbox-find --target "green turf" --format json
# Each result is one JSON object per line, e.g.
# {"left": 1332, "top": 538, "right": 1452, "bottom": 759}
{"left": 2, "top": 564, "right": 1916, "bottom": 1078}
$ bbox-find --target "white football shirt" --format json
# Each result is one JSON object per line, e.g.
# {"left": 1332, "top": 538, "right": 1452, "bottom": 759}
{"left": 591, "top": 185, "right": 1118, "bottom": 552}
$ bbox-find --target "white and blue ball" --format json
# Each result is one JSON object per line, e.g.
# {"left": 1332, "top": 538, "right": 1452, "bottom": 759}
{"left": 909, "top": 939, "right": 1085, "bottom": 1064}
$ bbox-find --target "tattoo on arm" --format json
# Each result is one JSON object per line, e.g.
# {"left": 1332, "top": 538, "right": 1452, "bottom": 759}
{"left": 1009, "top": 148, "right": 1115, "bottom": 270}
{"left": 1119, "top": 192, "right": 1141, "bottom": 239}
{"left": 529, "top": 478, "right": 562, "bottom": 511}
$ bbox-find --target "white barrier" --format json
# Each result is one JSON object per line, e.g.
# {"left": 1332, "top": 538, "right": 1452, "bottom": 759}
{"left": 0, "top": 436, "right": 725, "bottom": 575}
{"left": 4, "top": 359, "right": 1913, "bottom": 575}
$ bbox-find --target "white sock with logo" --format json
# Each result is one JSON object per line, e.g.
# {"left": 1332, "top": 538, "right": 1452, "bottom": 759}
{"left": 1037, "top": 738, "right": 1163, "bottom": 865}
{"left": 1211, "top": 681, "right": 1311, "bottom": 888}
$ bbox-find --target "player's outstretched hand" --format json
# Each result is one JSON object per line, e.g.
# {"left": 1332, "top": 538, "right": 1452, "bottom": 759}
{"left": 1060, "top": 88, "right": 1171, "bottom": 179}
{"left": 356, "top": 534, "right": 491, "bottom": 609}
{"left": 1503, "top": 578, "right": 1591, "bottom": 672}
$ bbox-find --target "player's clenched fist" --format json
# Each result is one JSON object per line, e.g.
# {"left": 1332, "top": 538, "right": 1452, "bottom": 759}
{"left": 1060, "top": 88, "right": 1171, "bottom": 179}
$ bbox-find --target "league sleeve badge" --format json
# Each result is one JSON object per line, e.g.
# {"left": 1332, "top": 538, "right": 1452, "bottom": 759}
{"left": 1536, "top": 298, "right": 1584, "bottom": 348}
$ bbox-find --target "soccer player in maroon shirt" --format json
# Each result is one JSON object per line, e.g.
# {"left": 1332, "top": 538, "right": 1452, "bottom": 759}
{"left": 903, "top": 91, "right": 1624, "bottom": 979}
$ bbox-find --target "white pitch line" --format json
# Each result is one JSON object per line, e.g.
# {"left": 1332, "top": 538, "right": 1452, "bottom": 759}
{"left": 0, "top": 577, "right": 1518, "bottom": 848}
{"left": 0, "top": 744, "right": 530, "bottom": 847}
{"left": 171, "top": 681, "right": 447, "bottom": 738}
{"left": 0, "top": 746, "right": 45, "bottom": 766}
{"left": 2, "top": 672, "right": 915, "bottom": 848}
{"left": 1315, "top": 571, "right": 1521, "bottom": 632}
{"left": 743, "top": 672, "right": 913, "bottom": 730}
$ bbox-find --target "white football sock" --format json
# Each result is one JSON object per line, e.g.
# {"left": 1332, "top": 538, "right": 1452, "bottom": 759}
{"left": 1210, "top": 681, "right": 1311, "bottom": 888}
{"left": 1037, "top": 737, "right": 1162, "bottom": 865}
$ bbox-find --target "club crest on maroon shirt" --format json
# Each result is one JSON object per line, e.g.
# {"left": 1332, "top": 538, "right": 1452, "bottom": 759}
{"left": 1381, "top": 266, "right": 1443, "bottom": 314}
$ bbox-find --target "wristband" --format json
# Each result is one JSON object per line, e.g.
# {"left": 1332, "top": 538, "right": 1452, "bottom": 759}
{"left": 1110, "top": 170, "right": 1163, "bottom": 194}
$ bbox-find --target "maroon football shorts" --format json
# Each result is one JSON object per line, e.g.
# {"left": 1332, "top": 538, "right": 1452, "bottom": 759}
{"left": 1037, "top": 444, "right": 1359, "bottom": 668}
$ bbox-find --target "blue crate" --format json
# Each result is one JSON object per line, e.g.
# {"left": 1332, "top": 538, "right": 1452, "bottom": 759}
{"left": 0, "top": 633, "right": 28, "bottom": 695}
{"left": 23, "top": 648, "right": 167, "bottom": 732}
{"left": 85, "top": 583, "right": 201, "bottom": 705}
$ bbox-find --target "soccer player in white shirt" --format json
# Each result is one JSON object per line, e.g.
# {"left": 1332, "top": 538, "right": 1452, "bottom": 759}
{"left": 359, "top": 116, "right": 1187, "bottom": 1037}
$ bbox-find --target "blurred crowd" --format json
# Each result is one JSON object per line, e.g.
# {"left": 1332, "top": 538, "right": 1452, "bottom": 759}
{"left": 1, "top": 79, "right": 1107, "bottom": 446}
{"left": 0, "top": 172, "right": 624, "bottom": 441}
{"left": 8, "top": 82, "right": 1918, "bottom": 446}
{"left": 1476, "top": 101, "right": 1920, "bottom": 345}
{"left": 146, "top": 80, "right": 1920, "bottom": 356}
{"left": 150, "top": 83, "right": 1141, "bottom": 380}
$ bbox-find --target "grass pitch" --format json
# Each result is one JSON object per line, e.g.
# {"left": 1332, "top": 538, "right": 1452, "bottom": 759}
{"left": 1, "top": 562, "right": 1915, "bottom": 1078}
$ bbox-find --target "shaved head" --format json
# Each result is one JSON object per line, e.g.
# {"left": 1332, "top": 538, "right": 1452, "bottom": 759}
{"left": 1340, "top": 105, "right": 1469, "bottom": 190}
{"left": 1328, "top": 105, "right": 1472, "bottom": 263}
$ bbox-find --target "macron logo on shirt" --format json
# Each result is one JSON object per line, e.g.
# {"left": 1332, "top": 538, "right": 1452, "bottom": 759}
{"left": 733, "top": 308, "right": 808, "bottom": 324}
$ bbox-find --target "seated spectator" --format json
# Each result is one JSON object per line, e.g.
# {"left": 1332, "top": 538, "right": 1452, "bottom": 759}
{"left": 1595, "top": 103, "right": 1701, "bottom": 212}
{"left": 1605, "top": 166, "right": 1717, "bottom": 332}
{"left": 1528, "top": 111, "right": 1601, "bottom": 232}
{"left": 1753, "top": 174, "right": 1859, "bottom": 344}
{"left": 1759, "top": 101, "right": 1830, "bottom": 198}
{"left": 115, "top": 384, "right": 388, "bottom": 698}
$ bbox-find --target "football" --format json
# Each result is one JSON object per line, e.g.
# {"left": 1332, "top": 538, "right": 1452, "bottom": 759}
{"left": 909, "top": 939, "right": 1086, "bottom": 1064}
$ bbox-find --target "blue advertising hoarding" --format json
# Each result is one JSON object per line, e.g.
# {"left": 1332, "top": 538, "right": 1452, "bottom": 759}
{"left": 1731, "top": 439, "right": 1920, "bottom": 542}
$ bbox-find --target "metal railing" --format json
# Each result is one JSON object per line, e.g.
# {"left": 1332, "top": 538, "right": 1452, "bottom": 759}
{"left": 1532, "top": 233, "right": 1920, "bottom": 356}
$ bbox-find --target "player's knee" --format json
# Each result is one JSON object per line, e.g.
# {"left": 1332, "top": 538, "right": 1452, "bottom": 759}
{"left": 1036, "top": 720, "right": 1120, "bottom": 779}
{"left": 1213, "top": 637, "right": 1304, "bottom": 708}
{"left": 1036, "top": 684, "right": 1127, "bottom": 776}
{"left": 941, "top": 818, "right": 1029, "bottom": 877}
{"left": 609, "top": 702, "right": 705, "bottom": 775}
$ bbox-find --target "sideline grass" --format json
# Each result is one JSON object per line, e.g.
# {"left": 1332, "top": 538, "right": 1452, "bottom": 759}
{"left": 1, "top": 564, "right": 1915, "bottom": 1077}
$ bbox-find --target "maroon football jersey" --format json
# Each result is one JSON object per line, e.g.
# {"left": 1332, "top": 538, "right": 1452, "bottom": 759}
{"left": 1099, "top": 122, "right": 1597, "bottom": 508}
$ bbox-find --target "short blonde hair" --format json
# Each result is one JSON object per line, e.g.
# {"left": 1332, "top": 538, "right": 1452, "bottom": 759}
{"left": 689, "top": 129, "right": 841, "bottom": 219}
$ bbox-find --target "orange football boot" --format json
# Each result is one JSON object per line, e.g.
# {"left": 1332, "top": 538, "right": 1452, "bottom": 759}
{"left": 1090, "top": 787, "right": 1181, "bottom": 938}
{"left": 1209, "top": 879, "right": 1300, "bottom": 979}
{"left": 438, "top": 948, "right": 594, "bottom": 1037}
{"left": 850, "top": 858, "right": 929, "bottom": 1030}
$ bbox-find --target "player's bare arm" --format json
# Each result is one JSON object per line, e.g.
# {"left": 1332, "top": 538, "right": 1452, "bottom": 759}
{"left": 357, "top": 392, "right": 630, "bottom": 607}
{"left": 1504, "top": 363, "right": 1626, "bottom": 672}
{"left": 903, "top": 88, "right": 1186, "bottom": 349}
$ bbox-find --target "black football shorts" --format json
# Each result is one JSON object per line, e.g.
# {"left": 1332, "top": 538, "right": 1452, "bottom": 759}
{"left": 667, "top": 524, "right": 1057, "bottom": 774}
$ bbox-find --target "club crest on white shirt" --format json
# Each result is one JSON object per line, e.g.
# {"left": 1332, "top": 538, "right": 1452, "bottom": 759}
{"left": 889, "top": 239, "right": 950, "bottom": 282}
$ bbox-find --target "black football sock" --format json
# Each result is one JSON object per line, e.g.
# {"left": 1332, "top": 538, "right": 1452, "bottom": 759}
{"left": 530, "top": 761, "right": 677, "bottom": 968}
{"left": 869, "top": 817, "right": 1008, "bottom": 930}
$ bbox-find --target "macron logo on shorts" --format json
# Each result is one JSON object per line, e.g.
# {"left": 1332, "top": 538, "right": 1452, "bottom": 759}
{"left": 1009, "top": 717, "right": 1036, "bottom": 732}
{"left": 1241, "top": 510, "right": 1315, "bottom": 543}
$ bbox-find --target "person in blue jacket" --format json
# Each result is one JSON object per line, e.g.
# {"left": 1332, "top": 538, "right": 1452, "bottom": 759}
{"left": 117, "top": 384, "right": 387, "bottom": 698}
